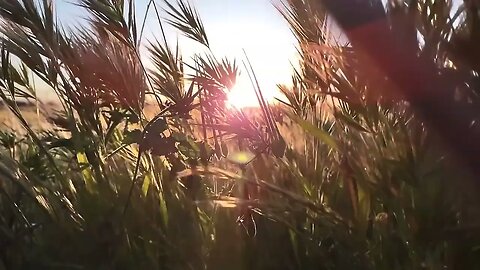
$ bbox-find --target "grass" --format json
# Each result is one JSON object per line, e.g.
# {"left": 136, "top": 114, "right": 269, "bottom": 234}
{"left": 1, "top": 0, "right": 480, "bottom": 269}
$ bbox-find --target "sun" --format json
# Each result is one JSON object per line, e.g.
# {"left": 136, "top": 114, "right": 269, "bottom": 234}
{"left": 226, "top": 84, "right": 259, "bottom": 109}
{"left": 226, "top": 77, "right": 278, "bottom": 109}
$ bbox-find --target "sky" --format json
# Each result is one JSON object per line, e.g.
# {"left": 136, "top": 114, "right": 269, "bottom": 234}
{"left": 52, "top": 0, "right": 299, "bottom": 107}
{"left": 23, "top": 0, "right": 466, "bottom": 106}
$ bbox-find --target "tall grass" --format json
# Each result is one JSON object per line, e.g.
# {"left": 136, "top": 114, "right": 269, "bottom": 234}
{"left": 1, "top": 0, "right": 480, "bottom": 269}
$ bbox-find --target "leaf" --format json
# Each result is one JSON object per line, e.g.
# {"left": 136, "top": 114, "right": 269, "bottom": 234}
{"left": 287, "top": 112, "right": 338, "bottom": 150}
{"left": 271, "top": 137, "right": 286, "bottom": 158}
{"left": 105, "top": 111, "right": 126, "bottom": 143}
{"left": 142, "top": 173, "right": 151, "bottom": 197}
{"left": 128, "top": 112, "right": 139, "bottom": 123}
{"left": 212, "top": 198, "right": 242, "bottom": 208}
{"left": 149, "top": 136, "right": 176, "bottom": 156}
{"left": 177, "top": 166, "right": 242, "bottom": 180}
{"left": 35, "top": 194, "right": 54, "bottom": 217}
{"left": 163, "top": 0, "right": 209, "bottom": 47}
{"left": 123, "top": 129, "right": 143, "bottom": 145}
{"left": 356, "top": 184, "right": 371, "bottom": 232}
{"left": 158, "top": 188, "right": 169, "bottom": 227}
{"left": 147, "top": 117, "right": 168, "bottom": 134}
{"left": 196, "top": 196, "right": 257, "bottom": 208}
{"left": 335, "top": 112, "right": 370, "bottom": 133}
{"left": 47, "top": 138, "right": 74, "bottom": 150}
{"left": 76, "top": 152, "right": 96, "bottom": 193}
{"left": 177, "top": 137, "right": 200, "bottom": 159}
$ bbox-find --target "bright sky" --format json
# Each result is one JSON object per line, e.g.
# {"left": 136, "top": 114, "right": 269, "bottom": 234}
{"left": 52, "top": 0, "right": 298, "bottom": 107}
{"left": 25, "top": 0, "right": 466, "bottom": 107}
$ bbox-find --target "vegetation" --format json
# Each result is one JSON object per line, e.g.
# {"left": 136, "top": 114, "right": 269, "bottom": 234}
{"left": 1, "top": 0, "right": 480, "bottom": 269}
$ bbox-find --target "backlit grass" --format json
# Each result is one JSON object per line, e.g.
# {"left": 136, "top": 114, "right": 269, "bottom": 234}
{"left": 1, "top": 0, "right": 480, "bottom": 269}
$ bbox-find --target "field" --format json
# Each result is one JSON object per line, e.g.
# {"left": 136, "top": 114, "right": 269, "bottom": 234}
{"left": 0, "top": 103, "right": 48, "bottom": 131}
{"left": 1, "top": 0, "right": 480, "bottom": 269}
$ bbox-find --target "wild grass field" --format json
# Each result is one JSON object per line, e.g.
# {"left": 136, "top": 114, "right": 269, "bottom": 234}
{"left": 1, "top": 0, "right": 480, "bottom": 269}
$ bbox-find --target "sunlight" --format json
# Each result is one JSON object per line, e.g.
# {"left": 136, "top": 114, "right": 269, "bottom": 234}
{"left": 226, "top": 84, "right": 259, "bottom": 109}
{"left": 226, "top": 76, "right": 279, "bottom": 109}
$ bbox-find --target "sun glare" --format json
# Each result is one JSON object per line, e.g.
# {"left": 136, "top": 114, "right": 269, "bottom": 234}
{"left": 226, "top": 77, "right": 278, "bottom": 109}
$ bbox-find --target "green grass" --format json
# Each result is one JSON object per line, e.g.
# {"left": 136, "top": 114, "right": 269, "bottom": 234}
{"left": 1, "top": 0, "right": 480, "bottom": 269}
